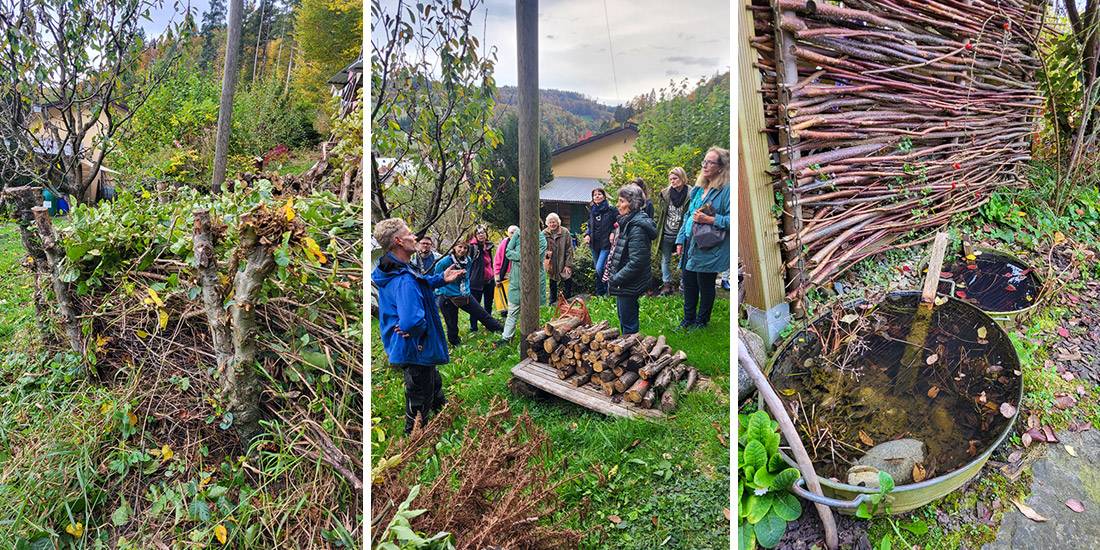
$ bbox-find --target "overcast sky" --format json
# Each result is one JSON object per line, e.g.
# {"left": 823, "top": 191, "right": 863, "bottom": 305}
{"left": 376, "top": 0, "right": 730, "bottom": 105}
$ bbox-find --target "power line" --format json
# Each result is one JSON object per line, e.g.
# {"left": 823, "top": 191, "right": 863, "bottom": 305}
{"left": 602, "top": 0, "right": 620, "bottom": 104}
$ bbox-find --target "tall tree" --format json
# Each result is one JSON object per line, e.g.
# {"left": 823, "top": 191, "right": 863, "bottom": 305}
{"left": 212, "top": 0, "right": 245, "bottom": 193}
{"left": 200, "top": 0, "right": 228, "bottom": 71}
{"left": 371, "top": 0, "right": 498, "bottom": 236}
{"left": 293, "top": 0, "right": 361, "bottom": 122}
{"left": 0, "top": 0, "right": 183, "bottom": 201}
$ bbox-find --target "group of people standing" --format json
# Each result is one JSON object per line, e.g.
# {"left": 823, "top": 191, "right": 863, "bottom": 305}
{"left": 585, "top": 146, "right": 731, "bottom": 333}
{"left": 371, "top": 145, "right": 730, "bottom": 433}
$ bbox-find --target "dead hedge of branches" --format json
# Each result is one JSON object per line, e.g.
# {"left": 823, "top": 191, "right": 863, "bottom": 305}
{"left": 749, "top": 0, "right": 1046, "bottom": 301}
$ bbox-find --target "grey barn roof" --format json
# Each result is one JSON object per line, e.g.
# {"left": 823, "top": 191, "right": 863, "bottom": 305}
{"left": 540, "top": 176, "right": 603, "bottom": 204}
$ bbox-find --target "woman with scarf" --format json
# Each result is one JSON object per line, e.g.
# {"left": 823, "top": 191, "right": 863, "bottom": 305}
{"left": 656, "top": 167, "right": 691, "bottom": 295}
{"left": 584, "top": 188, "right": 615, "bottom": 296}
{"left": 433, "top": 240, "right": 503, "bottom": 346}
{"left": 676, "top": 147, "right": 731, "bottom": 329}
{"left": 466, "top": 226, "right": 495, "bottom": 331}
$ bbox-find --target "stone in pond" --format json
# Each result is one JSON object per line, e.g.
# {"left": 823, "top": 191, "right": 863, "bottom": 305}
{"left": 849, "top": 438, "right": 925, "bottom": 486}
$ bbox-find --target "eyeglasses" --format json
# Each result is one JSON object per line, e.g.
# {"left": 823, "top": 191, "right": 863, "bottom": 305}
{"left": 701, "top": 160, "right": 720, "bottom": 167}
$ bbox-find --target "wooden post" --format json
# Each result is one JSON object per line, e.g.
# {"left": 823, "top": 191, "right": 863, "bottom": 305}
{"left": 517, "top": 0, "right": 539, "bottom": 354}
{"left": 31, "top": 207, "right": 83, "bottom": 354}
{"left": 211, "top": 0, "right": 244, "bottom": 193}
{"left": 738, "top": 0, "right": 789, "bottom": 344}
{"left": 771, "top": 0, "right": 807, "bottom": 318}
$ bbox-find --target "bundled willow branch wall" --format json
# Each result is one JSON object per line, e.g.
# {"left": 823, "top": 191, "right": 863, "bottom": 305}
{"left": 749, "top": 0, "right": 1046, "bottom": 302}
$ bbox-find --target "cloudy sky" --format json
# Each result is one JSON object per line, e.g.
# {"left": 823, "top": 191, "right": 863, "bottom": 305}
{"left": 378, "top": 0, "right": 730, "bottom": 105}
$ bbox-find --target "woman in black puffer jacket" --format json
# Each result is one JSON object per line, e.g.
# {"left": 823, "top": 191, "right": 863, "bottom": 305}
{"left": 605, "top": 183, "right": 657, "bottom": 335}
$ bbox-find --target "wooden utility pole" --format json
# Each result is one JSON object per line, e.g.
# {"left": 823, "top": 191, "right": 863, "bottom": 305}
{"left": 212, "top": 0, "right": 245, "bottom": 193}
{"left": 517, "top": 0, "right": 539, "bottom": 354}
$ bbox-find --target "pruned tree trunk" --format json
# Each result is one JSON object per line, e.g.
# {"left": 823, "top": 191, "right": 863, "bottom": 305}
{"left": 192, "top": 210, "right": 234, "bottom": 370}
{"left": 31, "top": 207, "right": 83, "bottom": 354}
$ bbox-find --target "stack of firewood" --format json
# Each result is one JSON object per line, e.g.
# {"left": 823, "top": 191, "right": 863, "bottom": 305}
{"left": 524, "top": 317, "right": 699, "bottom": 412}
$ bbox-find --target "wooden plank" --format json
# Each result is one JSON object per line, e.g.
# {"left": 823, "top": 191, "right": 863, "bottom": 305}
{"left": 738, "top": 0, "right": 787, "bottom": 314}
{"left": 511, "top": 359, "right": 664, "bottom": 419}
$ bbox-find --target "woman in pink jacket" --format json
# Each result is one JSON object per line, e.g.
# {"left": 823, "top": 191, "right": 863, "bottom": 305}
{"left": 492, "top": 226, "right": 519, "bottom": 317}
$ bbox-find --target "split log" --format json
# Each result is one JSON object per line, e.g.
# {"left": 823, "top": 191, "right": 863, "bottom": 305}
{"left": 684, "top": 367, "right": 699, "bottom": 392}
{"left": 544, "top": 337, "right": 558, "bottom": 354}
{"left": 614, "top": 371, "right": 640, "bottom": 393}
{"left": 641, "top": 389, "right": 657, "bottom": 409}
{"left": 625, "top": 378, "right": 651, "bottom": 403}
{"left": 649, "top": 334, "right": 669, "bottom": 359}
{"left": 659, "top": 390, "right": 677, "bottom": 413}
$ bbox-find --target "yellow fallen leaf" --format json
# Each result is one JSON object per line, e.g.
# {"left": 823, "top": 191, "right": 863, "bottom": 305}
{"left": 283, "top": 198, "right": 295, "bottom": 221}
{"left": 912, "top": 463, "right": 927, "bottom": 482}
{"left": 128, "top": 412, "right": 138, "bottom": 426}
{"left": 1017, "top": 211, "right": 1027, "bottom": 218}
{"left": 1010, "top": 497, "right": 1047, "bottom": 522}
{"left": 965, "top": 254, "right": 977, "bottom": 261}
{"left": 214, "top": 523, "right": 227, "bottom": 544}
{"left": 303, "top": 237, "right": 327, "bottom": 264}
{"left": 977, "top": 326, "right": 987, "bottom": 339}
{"left": 66, "top": 522, "right": 84, "bottom": 537}
{"left": 142, "top": 190, "right": 151, "bottom": 199}
{"left": 1054, "top": 231, "right": 1066, "bottom": 244}
{"left": 100, "top": 402, "right": 112, "bottom": 415}
{"left": 859, "top": 430, "right": 875, "bottom": 446}
{"left": 158, "top": 309, "right": 169, "bottom": 330}
{"left": 136, "top": 329, "right": 149, "bottom": 339}
{"left": 161, "top": 444, "right": 174, "bottom": 462}
{"left": 147, "top": 288, "right": 164, "bottom": 308}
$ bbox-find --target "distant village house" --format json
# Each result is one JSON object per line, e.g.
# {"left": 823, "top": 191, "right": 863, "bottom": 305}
{"left": 539, "top": 122, "right": 638, "bottom": 233}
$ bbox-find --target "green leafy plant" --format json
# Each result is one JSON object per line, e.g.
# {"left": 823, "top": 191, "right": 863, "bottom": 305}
{"left": 377, "top": 485, "right": 455, "bottom": 550}
{"left": 738, "top": 410, "right": 802, "bottom": 549}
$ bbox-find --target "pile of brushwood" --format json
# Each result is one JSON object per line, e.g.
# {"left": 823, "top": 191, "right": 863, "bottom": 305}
{"left": 525, "top": 317, "right": 700, "bottom": 412}
{"left": 0, "top": 178, "right": 363, "bottom": 546}
{"left": 371, "top": 398, "right": 582, "bottom": 549}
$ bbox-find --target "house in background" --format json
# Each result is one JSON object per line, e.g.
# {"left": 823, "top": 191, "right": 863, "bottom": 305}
{"left": 26, "top": 100, "right": 122, "bottom": 203}
{"left": 539, "top": 122, "right": 638, "bottom": 234}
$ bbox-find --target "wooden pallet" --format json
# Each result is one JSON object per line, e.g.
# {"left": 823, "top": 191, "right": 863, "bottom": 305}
{"left": 510, "top": 358, "right": 665, "bottom": 419}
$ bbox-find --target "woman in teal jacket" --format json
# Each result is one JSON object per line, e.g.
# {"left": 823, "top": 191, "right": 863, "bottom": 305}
{"left": 676, "top": 146, "right": 731, "bottom": 329}
{"left": 501, "top": 227, "right": 547, "bottom": 343}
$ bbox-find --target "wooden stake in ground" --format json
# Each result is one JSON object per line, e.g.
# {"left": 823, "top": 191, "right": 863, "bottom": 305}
{"left": 211, "top": 0, "right": 244, "bottom": 193}
{"left": 898, "top": 231, "right": 949, "bottom": 392}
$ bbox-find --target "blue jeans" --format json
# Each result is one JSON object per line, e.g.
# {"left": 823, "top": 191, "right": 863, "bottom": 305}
{"left": 659, "top": 239, "right": 676, "bottom": 284}
{"left": 593, "top": 247, "right": 610, "bottom": 295}
{"left": 616, "top": 295, "right": 640, "bottom": 334}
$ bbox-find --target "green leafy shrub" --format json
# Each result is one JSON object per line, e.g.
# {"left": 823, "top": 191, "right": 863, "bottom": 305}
{"left": 738, "top": 410, "right": 802, "bottom": 549}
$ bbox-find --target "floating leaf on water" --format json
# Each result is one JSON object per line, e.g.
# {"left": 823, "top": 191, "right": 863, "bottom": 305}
{"left": 1065, "top": 445, "right": 1078, "bottom": 457}
{"left": 1000, "top": 402, "right": 1017, "bottom": 418}
{"left": 977, "top": 391, "right": 987, "bottom": 404}
{"left": 940, "top": 271, "right": 953, "bottom": 278}
{"left": 1066, "top": 499, "right": 1085, "bottom": 513}
{"left": 1010, "top": 498, "right": 1047, "bottom": 522}
{"left": 780, "top": 388, "right": 797, "bottom": 396}
{"left": 934, "top": 296, "right": 948, "bottom": 306}
{"left": 956, "top": 290, "right": 968, "bottom": 299}
{"left": 840, "top": 313, "right": 860, "bottom": 324}
{"left": 977, "top": 326, "right": 988, "bottom": 339}
{"left": 1005, "top": 284, "right": 1017, "bottom": 292}
{"left": 967, "top": 440, "right": 979, "bottom": 456}
{"left": 926, "top": 354, "right": 939, "bottom": 365}
{"left": 967, "top": 264, "right": 978, "bottom": 270}
{"left": 966, "top": 254, "right": 977, "bottom": 261}
{"left": 912, "top": 463, "right": 927, "bottom": 482}
{"left": 859, "top": 430, "right": 875, "bottom": 446}
{"left": 927, "top": 385, "right": 941, "bottom": 399}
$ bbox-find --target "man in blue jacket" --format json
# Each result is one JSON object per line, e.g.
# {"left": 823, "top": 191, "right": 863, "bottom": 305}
{"left": 372, "top": 218, "right": 465, "bottom": 434}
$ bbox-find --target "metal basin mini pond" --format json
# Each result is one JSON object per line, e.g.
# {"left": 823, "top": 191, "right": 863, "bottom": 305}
{"left": 934, "top": 247, "right": 1044, "bottom": 330}
{"left": 763, "top": 291, "right": 1023, "bottom": 515}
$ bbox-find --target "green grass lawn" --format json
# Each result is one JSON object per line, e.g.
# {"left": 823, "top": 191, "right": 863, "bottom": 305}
{"left": 0, "top": 224, "right": 35, "bottom": 349}
{"left": 371, "top": 294, "right": 732, "bottom": 549}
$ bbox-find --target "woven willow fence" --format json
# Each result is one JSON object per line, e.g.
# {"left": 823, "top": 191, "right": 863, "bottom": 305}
{"left": 749, "top": 0, "right": 1046, "bottom": 302}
